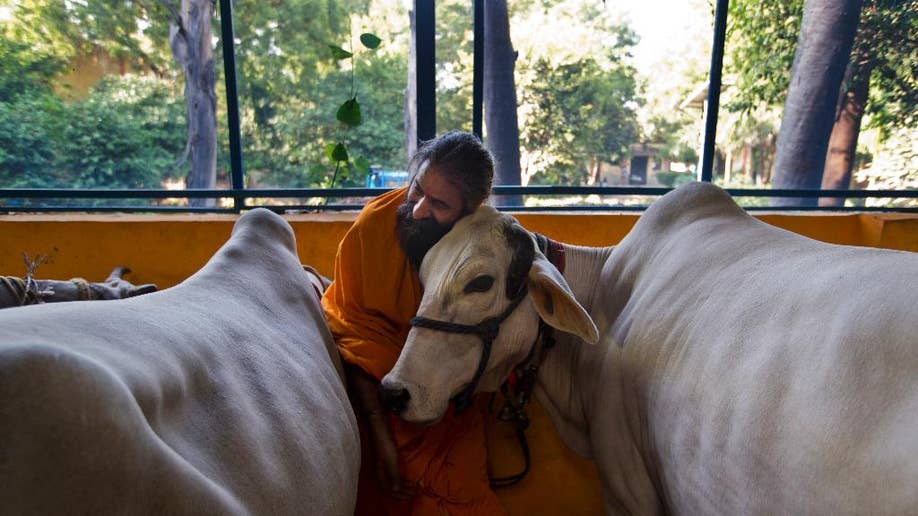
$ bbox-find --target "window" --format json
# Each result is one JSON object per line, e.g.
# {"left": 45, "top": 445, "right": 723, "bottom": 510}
{"left": 1, "top": 0, "right": 915, "bottom": 212}
{"left": 0, "top": 0, "right": 229, "bottom": 210}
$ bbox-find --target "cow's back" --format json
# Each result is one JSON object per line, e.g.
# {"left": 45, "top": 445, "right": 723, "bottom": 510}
{"left": 0, "top": 208, "right": 358, "bottom": 515}
{"left": 598, "top": 182, "right": 918, "bottom": 515}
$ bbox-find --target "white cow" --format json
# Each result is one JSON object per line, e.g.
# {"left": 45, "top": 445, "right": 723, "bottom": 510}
{"left": 381, "top": 182, "right": 918, "bottom": 515}
{"left": 0, "top": 208, "right": 359, "bottom": 515}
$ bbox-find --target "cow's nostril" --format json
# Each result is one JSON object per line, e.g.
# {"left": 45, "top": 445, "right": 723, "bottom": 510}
{"left": 379, "top": 384, "right": 411, "bottom": 414}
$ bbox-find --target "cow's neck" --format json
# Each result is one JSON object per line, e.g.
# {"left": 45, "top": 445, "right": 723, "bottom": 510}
{"left": 535, "top": 243, "right": 665, "bottom": 514}
{"left": 533, "top": 243, "right": 610, "bottom": 456}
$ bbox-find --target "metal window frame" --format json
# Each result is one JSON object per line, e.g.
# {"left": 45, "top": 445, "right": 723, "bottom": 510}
{"left": 0, "top": 0, "right": 915, "bottom": 214}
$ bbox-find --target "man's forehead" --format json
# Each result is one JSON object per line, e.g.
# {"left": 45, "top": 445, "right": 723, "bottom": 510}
{"left": 416, "top": 166, "right": 464, "bottom": 203}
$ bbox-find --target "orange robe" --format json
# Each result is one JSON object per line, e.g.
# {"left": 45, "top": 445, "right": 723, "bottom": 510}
{"left": 322, "top": 188, "right": 505, "bottom": 516}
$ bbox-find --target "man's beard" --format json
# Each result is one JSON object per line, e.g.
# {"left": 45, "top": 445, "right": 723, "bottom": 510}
{"left": 396, "top": 201, "right": 452, "bottom": 270}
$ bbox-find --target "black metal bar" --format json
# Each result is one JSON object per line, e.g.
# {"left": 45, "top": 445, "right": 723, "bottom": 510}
{"left": 0, "top": 188, "right": 387, "bottom": 199}
{"left": 2, "top": 187, "right": 918, "bottom": 199}
{"left": 742, "top": 205, "right": 918, "bottom": 213}
{"left": 699, "top": 0, "right": 729, "bottom": 182}
{"left": 219, "top": 0, "right": 246, "bottom": 212}
{"left": 416, "top": 0, "right": 436, "bottom": 141}
{"left": 0, "top": 189, "right": 242, "bottom": 199}
{"left": 472, "top": 0, "right": 484, "bottom": 139}
{"left": 4, "top": 202, "right": 916, "bottom": 214}
{"left": 724, "top": 188, "right": 918, "bottom": 198}
{"left": 498, "top": 205, "right": 918, "bottom": 214}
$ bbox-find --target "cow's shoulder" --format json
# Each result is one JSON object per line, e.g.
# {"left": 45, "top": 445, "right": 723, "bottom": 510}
{"left": 193, "top": 208, "right": 301, "bottom": 286}
{"left": 640, "top": 182, "right": 748, "bottom": 234}
{"left": 228, "top": 208, "right": 297, "bottom": 255}
{"left": 606, "top": 182, "right": 753, "bottom": 279}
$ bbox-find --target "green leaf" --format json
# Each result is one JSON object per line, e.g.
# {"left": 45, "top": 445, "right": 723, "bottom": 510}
{"left": 336, "top": 97, "right": 362, "bottom": 127}
{"left": 327, "top": 45, "right": 352, "bottom": 59}
{"left": 359, "top": 33, "right": 382, "bottom": 50}
{"left": 324, "top": 143, "right": 338, "bottom": 161}
{"left": 331, "top": 143, "right": 349, "bottom": 163}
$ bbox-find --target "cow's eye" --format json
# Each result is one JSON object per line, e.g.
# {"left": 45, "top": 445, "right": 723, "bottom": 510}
{"left": 464, "top": 275, "right": 494, "bottom": 294}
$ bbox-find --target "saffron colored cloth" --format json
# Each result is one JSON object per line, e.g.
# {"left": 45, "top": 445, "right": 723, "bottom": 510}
{"left": 322, "top": 188, "right": 506, "bottom": 516}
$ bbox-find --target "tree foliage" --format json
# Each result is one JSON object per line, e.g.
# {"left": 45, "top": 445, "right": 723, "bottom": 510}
{"left": 57, "top": 76, "right": 186, "bottom": 190}
{"left": 519, "top": 57, "right": 640, "bottom": 184}
{"left": 727, "top": 0, "right": 917, "bottom": 137}
{"left": 1, "top": 0, "right": 174, "bottom": 76}
{"left": 0, "top": 0, "right": 674, "bottom": 192}
{"left": 0, "top": 69, "right": 185, "bottom": 191}
{"left": 855, "top": 0, "right": 918, "bottom": 134}
{"left": 725, "top": 1, "right": 803, "bottom": 113}
{"left": 0, "top": 38, "right": 67, "bottom": 102}
{"left": 511, "top": 1, "right": 643, "bottom": 185}
{"left": 229, "top": 0, "right": 404, "bottom": 188}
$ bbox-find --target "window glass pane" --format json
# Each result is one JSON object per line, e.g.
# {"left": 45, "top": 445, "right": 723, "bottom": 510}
{"left": 0, "top": 0, "right": 231, "bottom": 209}
{"left": 435, "top": 0, "right": 473, "bottom": 134}
{"left": 232, "top": 0, "right": 410, "bottom": 208}
{"left": 489, "top": 0, "right": 713, "bottom": 207}
{"left": 722, "top": 0, "right": 918, "bottom": 208}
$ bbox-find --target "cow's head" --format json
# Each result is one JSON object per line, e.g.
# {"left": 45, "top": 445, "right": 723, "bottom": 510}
{"left": 380, "top": 206, "right": 598, "bottom": 424}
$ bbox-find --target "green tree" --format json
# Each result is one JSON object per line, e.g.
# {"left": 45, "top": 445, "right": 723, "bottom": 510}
{"left": 0, "top": 75, "right": 185, "bottom": 193}
{"left": 819, "top": 1, "right": 918, "bottom": 205}
{"left": 0, "top": 98, "right": 63, "bottom": 187}
{"left": 518, "top": 56, "right": 640, "bottom": 185}
{"left": 727, "top": 0, "right": 918, "bottom": 205}
{"left": 434, "top": 0, "right": 475, "bottom": 134}
{"left": 0, "top": 16, "right": 186, "bottom": 194}
{"left": 230, "top": 1, "right": 408, "bottom": 188}
{"left": 0, "top": 35, "right": 67, "bottom": 186}
{"left": 508, "top": 1, "right": 645, "bottom": 186}
{"left": 646, "top": 115, "right": 699, "bottom": 169}
{"left": 770, "top": 0, "right": 862, "bottom": 206}
{"left": 0, "top": 38, "right": 67, "bottom": 102}
{"left": 1, "top": 0, "right": 207, "bottom": 196}
{"left": 57, "top": 76, "right": 186, "bottom": 192}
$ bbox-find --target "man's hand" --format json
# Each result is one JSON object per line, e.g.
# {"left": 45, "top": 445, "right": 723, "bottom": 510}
{"left": 347, "top": 364, "right": 418, "bottom": 500}
{"left": 368, "top": 411, "right": 417, "bottom": 500}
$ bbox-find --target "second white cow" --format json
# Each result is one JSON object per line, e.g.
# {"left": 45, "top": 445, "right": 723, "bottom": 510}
{"left": 0, "top": 208, "right": 358, "bottom": 515}
{"left": 381, "top": 182, "right": 918, "bottom": 515}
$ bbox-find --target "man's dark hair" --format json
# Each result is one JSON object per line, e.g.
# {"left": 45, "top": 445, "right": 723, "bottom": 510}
{"left": 408, "top": 131, "right": 494, "bottom": 212}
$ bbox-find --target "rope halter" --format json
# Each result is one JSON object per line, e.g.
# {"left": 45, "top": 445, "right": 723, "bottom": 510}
{"left": 409, "top": 285, "right": 529, "bottom": 414}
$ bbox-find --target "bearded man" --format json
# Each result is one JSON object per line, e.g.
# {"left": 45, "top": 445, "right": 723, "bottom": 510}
{"left": 322, "top": 131, "right": 503, "bottom": 515}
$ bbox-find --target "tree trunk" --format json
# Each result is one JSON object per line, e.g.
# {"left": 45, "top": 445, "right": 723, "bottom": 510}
{"left": 761, "top": 134, "right": 775, "bottom": 184}
{"left": 818, "top": 60, "right": 871, "bottom": 207}
{"left": 169, "top": 0, "right": 216, "bottom": 207}
{"left": 483, "top": 0, "right": 522, "bottom": 206}
{"left": 589, "top": 159, "right": 602, "bottom": 185}
{"left": 771, "top": 0, "right": 862, "bottom": 207}
{"left": 404, "top": 8, "right": 418, "bottom": 161}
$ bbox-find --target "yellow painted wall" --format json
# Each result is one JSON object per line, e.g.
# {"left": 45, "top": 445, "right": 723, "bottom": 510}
{"left": 1, "top": 211, "right": 916, "bottom": 514}
{"left": 2, "top": 212, "right": 916, "bottom": 288}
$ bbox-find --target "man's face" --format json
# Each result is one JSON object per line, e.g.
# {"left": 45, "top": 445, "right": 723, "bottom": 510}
{"left": 396, "top": 167, "right": 468, "bottom": 270}
{"left": 406, "top": 165, "right": 466, "bottom": 226}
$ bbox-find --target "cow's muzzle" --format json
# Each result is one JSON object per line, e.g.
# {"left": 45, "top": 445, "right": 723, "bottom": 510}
{"left": 379, "top": 383, "right": 411, "bottom": 414}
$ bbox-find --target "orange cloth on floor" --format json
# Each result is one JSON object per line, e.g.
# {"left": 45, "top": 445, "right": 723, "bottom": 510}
{"left": 322, "top": 188, "right": 505, "bottom": 516}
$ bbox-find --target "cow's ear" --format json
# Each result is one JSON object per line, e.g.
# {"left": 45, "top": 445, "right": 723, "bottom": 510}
{"left": 527, "top": 255, "right": 599, "bottom": 344}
